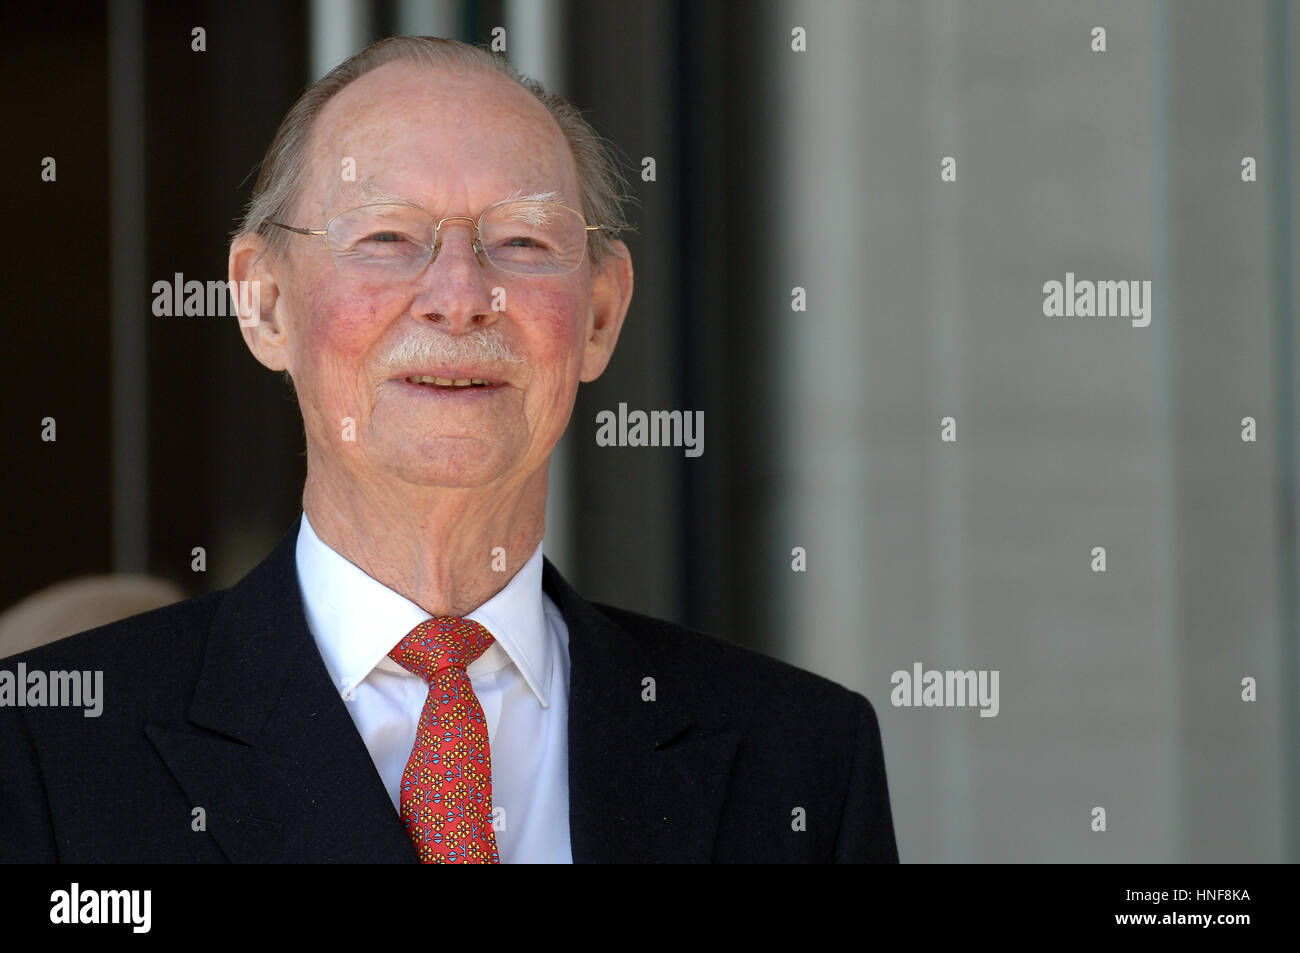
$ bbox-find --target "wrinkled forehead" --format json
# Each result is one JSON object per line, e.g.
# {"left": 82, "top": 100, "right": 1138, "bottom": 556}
{"left": 298, "top": 60, "right": 582, "bottom": 222}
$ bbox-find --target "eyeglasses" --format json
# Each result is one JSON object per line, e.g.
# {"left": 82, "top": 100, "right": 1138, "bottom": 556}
{"left": 265, "top": 198, "right": 609, "bottom": 280}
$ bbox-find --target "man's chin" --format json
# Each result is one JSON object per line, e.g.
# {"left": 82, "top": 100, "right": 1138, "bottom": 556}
{"left": 380, "top": 446, "right": 516, "bottom": 490}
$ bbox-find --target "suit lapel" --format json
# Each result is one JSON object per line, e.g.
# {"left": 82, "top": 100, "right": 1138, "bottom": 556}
{"left": 543, "top": 559, "right": 740, "bottom": 863}
{"left": 146, "top": 515, "right": 416, "bottom": 863}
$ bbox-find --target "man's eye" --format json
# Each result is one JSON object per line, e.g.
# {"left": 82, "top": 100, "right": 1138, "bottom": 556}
{"left": 364, "top": 231, "right": 408, "bottom": 244}
{"left": 503, "top": 236, "right": 542, "bottom": 249}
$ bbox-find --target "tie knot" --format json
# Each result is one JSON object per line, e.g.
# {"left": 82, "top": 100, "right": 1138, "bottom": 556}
{"left": 388, "top": 617, "right": 495, "bottom": 682}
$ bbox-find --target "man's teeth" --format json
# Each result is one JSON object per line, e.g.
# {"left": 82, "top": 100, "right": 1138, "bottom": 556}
{"left": 404, "top": 376, "right": 491, "bottom": 387}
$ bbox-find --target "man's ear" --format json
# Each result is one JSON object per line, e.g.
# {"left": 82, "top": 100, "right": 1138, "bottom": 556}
{"left": 579, "top": 239, "right": 634, "bottom": 382}
{"left": 228, "top": 234, "right": 293, "bottom": 374}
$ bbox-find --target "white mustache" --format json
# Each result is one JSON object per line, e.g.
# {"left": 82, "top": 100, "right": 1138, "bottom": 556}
{"left": 380, "top": 328, "right": 525, "bottom": 369}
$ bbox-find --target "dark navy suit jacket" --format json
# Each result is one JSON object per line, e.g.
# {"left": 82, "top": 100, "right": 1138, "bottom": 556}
{"left": 0, "top": 516, "right": 899, "bottom": 863}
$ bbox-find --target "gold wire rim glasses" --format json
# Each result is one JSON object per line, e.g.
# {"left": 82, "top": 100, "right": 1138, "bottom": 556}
{"left": 264, "top": 197, "right": 614, "bottom": 278}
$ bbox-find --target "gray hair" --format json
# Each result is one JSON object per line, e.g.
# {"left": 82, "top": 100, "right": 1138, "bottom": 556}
{"left": 234, "top": 35, "right": 633, "bottom": 267}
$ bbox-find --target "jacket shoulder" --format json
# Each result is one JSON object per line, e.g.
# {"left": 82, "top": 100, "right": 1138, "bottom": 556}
{"left": 0, "top": 589, "right": 225, "bottom": 676}
{"left": 588, "top": 601, "right": 880, "bottom": 725}
{"left": 586, "top": 601, "right": 898, "bottom": 862}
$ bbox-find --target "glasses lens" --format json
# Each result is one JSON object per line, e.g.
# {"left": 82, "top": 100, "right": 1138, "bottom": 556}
{"left": 479, "top": 201, "right": 588, "bottom": 275}
{"left": 325, "top": 204, "right": 433, "bottom": 278}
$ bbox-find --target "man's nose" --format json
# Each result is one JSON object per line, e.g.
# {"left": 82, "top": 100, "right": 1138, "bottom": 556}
{"left": 410, "top": 220, "right": 498, "bottom": 330}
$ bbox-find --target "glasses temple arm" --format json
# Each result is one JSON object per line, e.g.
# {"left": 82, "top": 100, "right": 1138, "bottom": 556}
{"left": 265, "top": 221, "right": 327, "bottom": 236}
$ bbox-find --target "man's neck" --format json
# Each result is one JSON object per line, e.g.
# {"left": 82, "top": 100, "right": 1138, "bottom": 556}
{"left": 301, "top": 467, "right": 547, "bottom": 618}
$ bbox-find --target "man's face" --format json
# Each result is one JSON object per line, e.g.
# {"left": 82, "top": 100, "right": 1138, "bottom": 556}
{"left": 257, "top": 61, "right": 625, "bottom": 491}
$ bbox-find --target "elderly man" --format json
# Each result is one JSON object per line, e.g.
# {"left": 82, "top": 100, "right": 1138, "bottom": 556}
{"left": 0, "top": 36, "right": 898, "bottom": 863}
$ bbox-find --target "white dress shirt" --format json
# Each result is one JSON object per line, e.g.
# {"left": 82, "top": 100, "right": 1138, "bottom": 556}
{"left": 294, "top": 510, "right": 573, "bottom": 863}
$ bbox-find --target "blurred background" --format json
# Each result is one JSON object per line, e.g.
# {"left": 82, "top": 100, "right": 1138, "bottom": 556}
{"left": 1, "top": 0, "right": 1296, "bottom": 862}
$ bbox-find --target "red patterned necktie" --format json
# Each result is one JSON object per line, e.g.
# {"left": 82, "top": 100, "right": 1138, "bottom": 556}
{"left": 387, "top": 616, "right": 501, "bottom": 864}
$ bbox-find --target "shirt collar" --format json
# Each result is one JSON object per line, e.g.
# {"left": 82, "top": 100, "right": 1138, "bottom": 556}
{"left": 294, "top": 510, "right": 553, "bottom": 708}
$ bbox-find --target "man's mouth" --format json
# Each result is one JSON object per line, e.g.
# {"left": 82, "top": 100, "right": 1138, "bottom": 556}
{"left": 402, "top": 375, "right": 495, "bottom": 389}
